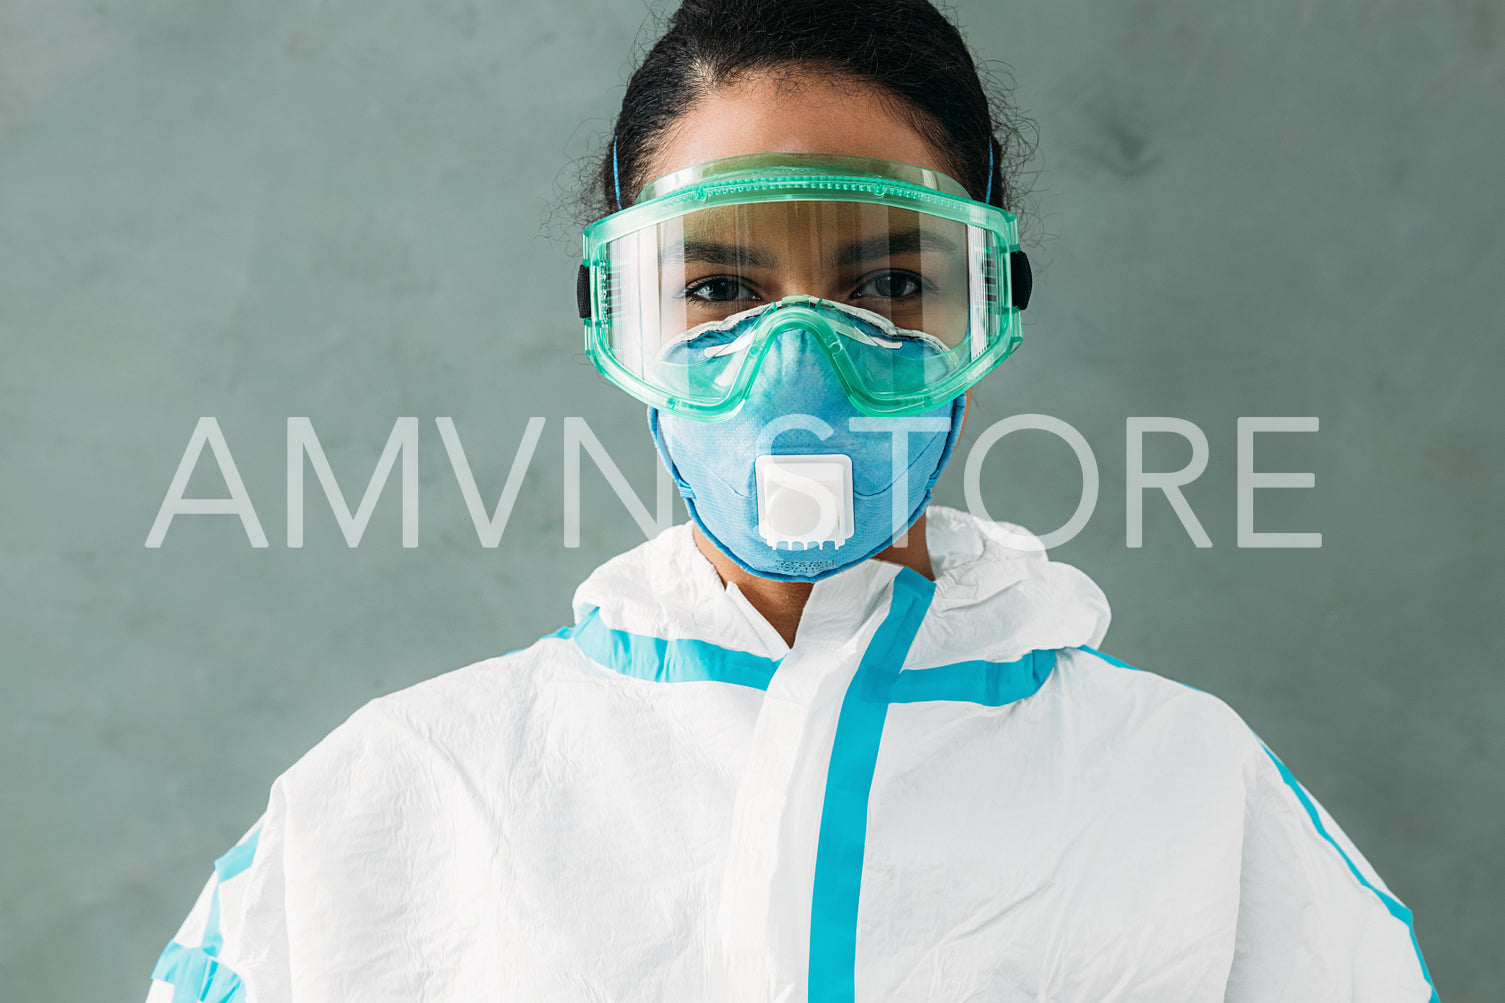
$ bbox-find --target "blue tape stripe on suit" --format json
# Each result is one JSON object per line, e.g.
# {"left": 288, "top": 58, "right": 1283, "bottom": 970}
{"left": 1077, "top": 644, "right": 1206, "bottom": 693}
{"left": 152, "top": 826, "right": 261, "bottom": 999}
{"left": 200, "top": 827, "right": 262, "bottom": 956}
{"left": 889, "top": 649, "right": 1056, "bottom": 706}
{"left": 805, "top": 581, "right": 1063, "bottom": 999}
{"left": 1262, "top": 746, "right": 1438, "bottom": 1000}
{"left": 808, "top": 568, "right": 936, "bottom": 1002}
{"left": 213, "top": 829, "right": 260, "bottom": 882}
{"left": 557, "top": 609, "right": 781, "bottom": 690}
{"left": 152, "top": 941, "right": 247, "bottom": 1003}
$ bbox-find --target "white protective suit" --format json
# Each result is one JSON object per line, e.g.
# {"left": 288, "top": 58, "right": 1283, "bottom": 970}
{"left": 145, "top": 506, "right": 1436, "bottom": 1002}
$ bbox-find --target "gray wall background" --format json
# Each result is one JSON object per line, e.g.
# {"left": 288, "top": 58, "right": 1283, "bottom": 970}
{"left": 2, "top": 0, "right": 1499, "bottom": 998}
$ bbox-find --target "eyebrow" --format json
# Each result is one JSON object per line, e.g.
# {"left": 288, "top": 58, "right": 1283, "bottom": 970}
{"left": 833, "top": 228, "right": 959, "bottom": 266}
{"left": 659, "top": 228, "right": 959, "bottom": 270}
{"left": 661, "top": 239, "right": 777, "bottom": 270}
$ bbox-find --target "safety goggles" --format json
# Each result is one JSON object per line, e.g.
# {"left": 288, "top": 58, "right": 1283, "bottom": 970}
{"left": 576, "top": 153, "right": 1032, "bottom": 419}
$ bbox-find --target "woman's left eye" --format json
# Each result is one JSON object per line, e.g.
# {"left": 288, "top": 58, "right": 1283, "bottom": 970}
{"left": 852, "top": 272, "right": 923, "bottom": 300}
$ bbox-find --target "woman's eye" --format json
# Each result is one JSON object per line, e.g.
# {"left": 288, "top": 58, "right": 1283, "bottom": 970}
{"left": 686, "top": 277, "right": 757, "bottom": 303}
{"left": 853, "top": 272, "right": 923, "bottom": 300}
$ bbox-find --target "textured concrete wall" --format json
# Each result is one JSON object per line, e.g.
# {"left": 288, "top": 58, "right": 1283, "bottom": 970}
{"left": 1, "top": 1, "right": 1498, "bottom": 997}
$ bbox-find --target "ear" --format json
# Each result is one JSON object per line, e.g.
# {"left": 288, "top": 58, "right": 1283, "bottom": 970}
{"left": 959, "top": 389, "right": 972, "bottom": 439}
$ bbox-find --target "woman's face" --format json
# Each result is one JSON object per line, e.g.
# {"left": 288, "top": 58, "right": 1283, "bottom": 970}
{"left": 640, "top": 71, "right": 972, "bottom": 347}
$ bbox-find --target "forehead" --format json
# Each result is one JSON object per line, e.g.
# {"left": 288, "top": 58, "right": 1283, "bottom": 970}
{"left": 646, "top": 71, "right": 952, "bottom": 187}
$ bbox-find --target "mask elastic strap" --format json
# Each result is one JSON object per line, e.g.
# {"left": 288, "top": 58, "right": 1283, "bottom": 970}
{"left": 984, "top": 138, "right": 995, "bottom": 206}
{"left": 612, "top": 136, "right": 624, "bottom": 211}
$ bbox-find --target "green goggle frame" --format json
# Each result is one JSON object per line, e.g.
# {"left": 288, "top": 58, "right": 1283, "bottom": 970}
{"left": 576, "top": 153, "right": 1032, "bottom": 419}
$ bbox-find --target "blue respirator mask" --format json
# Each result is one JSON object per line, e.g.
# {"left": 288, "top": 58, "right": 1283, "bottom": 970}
{"left": 576, "top": 153, "right": 1032, "bottom": 582}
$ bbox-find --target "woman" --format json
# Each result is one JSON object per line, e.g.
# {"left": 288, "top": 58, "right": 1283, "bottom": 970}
{"left": 145, "top": 1, "right": 1436, "bottom": 1000}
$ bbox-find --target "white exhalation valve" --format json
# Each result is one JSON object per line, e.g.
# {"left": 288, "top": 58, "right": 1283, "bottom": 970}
{"left": 754, "top": 453, "right": 855, "bottom": 550}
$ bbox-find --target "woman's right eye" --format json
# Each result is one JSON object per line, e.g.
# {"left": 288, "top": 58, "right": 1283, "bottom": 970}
{"left": 685, "top": 276, "right": 758, "bottom": 303}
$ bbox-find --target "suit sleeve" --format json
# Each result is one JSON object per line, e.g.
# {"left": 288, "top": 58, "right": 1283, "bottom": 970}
{"left": 141, "top": 693, "right": 434, "bottom": 1002}
{"left": 143, "top": 781, "right": 294, "bottom": 1002}
{"left": 141, "top": 815, "right": 263, "bottom": 1002}
{"left": 1223, "top": 740, "right": 1438, "bottom": 1001}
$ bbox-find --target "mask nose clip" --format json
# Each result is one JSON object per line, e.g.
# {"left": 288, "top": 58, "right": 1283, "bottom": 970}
{"left": 756, "top": 296, "right": 840, "bottom": 343}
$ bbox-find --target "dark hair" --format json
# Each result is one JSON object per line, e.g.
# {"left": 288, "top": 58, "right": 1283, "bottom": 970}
{"left": 587, "top": 0, "right": 1035, "bottom": 220}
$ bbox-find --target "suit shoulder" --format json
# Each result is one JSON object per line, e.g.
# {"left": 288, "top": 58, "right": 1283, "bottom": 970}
{"left": 277, "top": 627, "right": 584, "bottom": 789}
{"left": 1053, "top": 645, "right": 1265, "bottom": 768}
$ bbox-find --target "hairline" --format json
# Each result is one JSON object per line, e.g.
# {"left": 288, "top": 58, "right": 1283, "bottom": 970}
{"left": 632, "top": 60, "right": 971, "bottom": 205}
